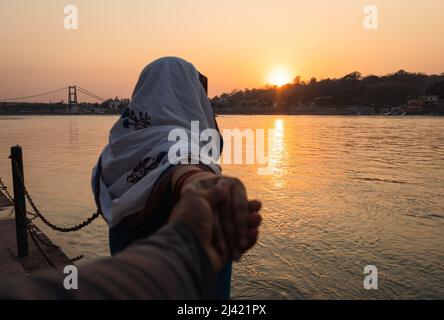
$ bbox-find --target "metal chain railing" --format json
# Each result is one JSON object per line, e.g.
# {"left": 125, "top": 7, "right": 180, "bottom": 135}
{"left": 32, "top": 221, "right": 84, "bottom": 264}
{"left": 26, "top": 217, "right": 84, "bottom": 267}
{"left": 70, "top": 255, "right": 84, "bottom": 264}
{"left": 1, "top": 162, "right": 101, "bottom": 267}
{"left": 27, "top": 222, "right": 61, "bottom": 249}
{"left": 1, "top": 178, "right": 37, "bottom": 220}
{"left": 25, "top": 217, "right": 57, "bottom": 269}
{"left": 12, "top": 160, "right": 101, "bottom": 233}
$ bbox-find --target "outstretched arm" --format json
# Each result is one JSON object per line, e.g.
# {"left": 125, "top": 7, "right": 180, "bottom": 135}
{"left": 0, "top": 186, "right": 262, "bottom": 300}
{"left": 0, "top": 223, "right": 214, "bottom": 300}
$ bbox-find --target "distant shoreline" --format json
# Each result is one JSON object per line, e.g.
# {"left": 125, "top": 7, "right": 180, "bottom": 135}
{"left": 2, "top": 98, "right": 443, "bottom": 116}
{"left": 0, "top": 112, "right": 443, "bottom": 117}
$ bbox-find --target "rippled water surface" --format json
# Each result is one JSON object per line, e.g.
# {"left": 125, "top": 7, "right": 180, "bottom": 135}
{"left": 1, "top": 115, "right": 443, "bottom": 299}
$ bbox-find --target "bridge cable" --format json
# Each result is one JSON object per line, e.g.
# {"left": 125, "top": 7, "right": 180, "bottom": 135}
{"left": 77, "top": 86, "right": 106, "bottom": 101}
{"left": 0, "top": 87, "right": 69, "bottom": 102}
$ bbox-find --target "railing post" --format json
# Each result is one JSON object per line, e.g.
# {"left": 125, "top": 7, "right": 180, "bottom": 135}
{"left": 10, "top": 145, "right": 28, "bottom": 258}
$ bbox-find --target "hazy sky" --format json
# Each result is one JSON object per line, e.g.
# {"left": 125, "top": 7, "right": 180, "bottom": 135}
{"left": 0, "top": 0, "right": 443, "bottom": 101}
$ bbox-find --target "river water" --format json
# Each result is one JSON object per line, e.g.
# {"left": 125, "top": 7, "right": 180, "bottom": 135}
{"left": 0, "top": 115, "right": 443, "bottom": 299}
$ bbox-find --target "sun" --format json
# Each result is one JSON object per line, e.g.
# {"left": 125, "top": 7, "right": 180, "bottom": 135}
{"left": 268, "top": 68, "right": 292, "bottom": 87}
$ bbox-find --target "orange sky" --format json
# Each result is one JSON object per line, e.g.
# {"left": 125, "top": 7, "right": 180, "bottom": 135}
{"left": 0, "top": 0, "right": 443, "bottom": 102}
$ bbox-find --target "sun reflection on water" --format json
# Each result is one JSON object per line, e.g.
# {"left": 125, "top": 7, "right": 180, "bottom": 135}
{"left": 268, "top": 118, "right": 286, "bottom": 188}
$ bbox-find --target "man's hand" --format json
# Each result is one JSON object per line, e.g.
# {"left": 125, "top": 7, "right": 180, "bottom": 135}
{"left": 180, "top": 174, "right": 261, "bottom": 261}
{"left": 169, "top": 187, "right": 262, "bottom": 272}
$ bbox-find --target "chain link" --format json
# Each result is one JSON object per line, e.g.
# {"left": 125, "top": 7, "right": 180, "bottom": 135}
{"left": 2, "top": 178, "right": 42, "bottom": 221}
{"left": 70, "top": 255, "right": 84, "bottom": 264}
{"left": 27, "top": 222, "right": 61, "bottom": 249}
{"left": 26, "top": 217, "right": 57, "bottom": 269}
{"left": 0, "top": 177, "right": 14, "bottom": 202}
{"left": 28, "top": 222, "right": 84, "bottom": 264}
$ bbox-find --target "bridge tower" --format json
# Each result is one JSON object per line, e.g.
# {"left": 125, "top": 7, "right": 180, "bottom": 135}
{"left": 68, "top": 86, "right": 78, "bottom": 105}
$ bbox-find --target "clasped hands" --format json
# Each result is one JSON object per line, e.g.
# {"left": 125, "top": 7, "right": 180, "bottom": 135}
{"left": 170, "top": 166, "right": 263, "bottom": 272}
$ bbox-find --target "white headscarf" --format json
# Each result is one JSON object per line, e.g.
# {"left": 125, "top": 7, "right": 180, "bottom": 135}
{"left": 92, "top": 57, "right": 222, "bottom": 227}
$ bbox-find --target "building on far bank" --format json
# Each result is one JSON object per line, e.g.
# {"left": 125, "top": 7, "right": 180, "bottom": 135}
{"left": 406, "top": 95, "right": 441, "bottom": 114}
{"left": 407, "top": 95, "right": 439, "bottom": 106}
{"left": 108, "top": 99, "right": 123, "bottom": 110}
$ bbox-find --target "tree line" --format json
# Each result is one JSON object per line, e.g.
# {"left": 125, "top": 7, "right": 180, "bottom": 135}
{"left": 211, "top": 70, "right": 444, "bottom": 108}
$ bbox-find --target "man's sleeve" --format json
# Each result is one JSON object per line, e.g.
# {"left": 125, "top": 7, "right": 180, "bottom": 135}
{"left": 0, "top": 223, "right": 215, "bottom": 300}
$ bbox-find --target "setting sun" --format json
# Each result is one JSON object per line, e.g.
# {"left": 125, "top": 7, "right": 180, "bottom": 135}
{"left": 268, "top": 68, "right": 292, "bottom": 87}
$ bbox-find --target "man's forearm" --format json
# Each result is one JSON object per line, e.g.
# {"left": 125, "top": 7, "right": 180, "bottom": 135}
{"left": 0, "top": 223, "right": 215, "bottom": 300}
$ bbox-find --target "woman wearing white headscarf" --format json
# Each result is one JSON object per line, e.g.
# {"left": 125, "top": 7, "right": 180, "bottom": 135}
{"left": 92, "top": 57, "right": 261, "bottom": 299}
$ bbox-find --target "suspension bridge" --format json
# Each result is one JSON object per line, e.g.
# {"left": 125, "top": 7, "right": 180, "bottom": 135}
{"left": 0, "top": 86, "right": 113, "bottom": 114}
{"left": 0, "top": 85, "right": 106, "bottom": 104}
